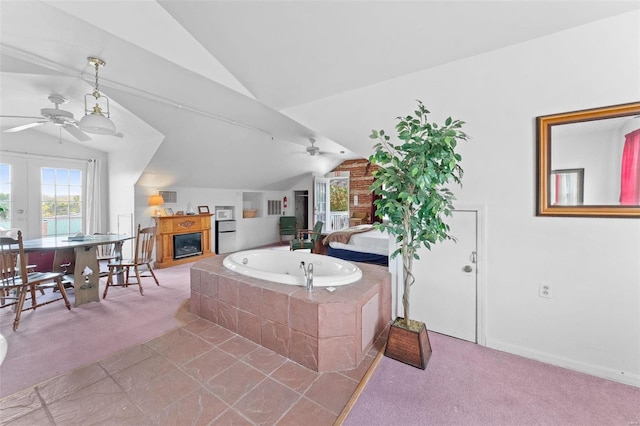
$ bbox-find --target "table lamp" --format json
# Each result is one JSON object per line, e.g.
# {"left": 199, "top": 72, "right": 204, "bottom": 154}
{"left": 148, "top": 194, "right": 164, "bottom": 216}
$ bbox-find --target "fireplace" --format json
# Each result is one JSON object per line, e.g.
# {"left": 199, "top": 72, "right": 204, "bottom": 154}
{"left": 173, "top": 232, "right": 202, "bottom": 260}
{"left": 154, "top": 214, "right": 213, "bottom": 268}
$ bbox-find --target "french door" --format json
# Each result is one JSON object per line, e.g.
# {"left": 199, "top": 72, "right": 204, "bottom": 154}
{"left": 1, "top": 153, "right": 86, "bottom": 239}
{"left": 314, "top": 177, "right": 329, "bottom": 233}
{"left": 313, "top": 176, "right": 350, "bottom": 233}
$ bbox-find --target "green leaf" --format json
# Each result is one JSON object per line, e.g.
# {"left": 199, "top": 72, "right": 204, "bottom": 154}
{"left": 368, "top": 100, "right": 469, "bottom": 320}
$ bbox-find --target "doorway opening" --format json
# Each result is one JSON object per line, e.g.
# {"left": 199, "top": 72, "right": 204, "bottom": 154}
{"left": 294, "top": 190, "right": 308, "bottom": 230}
{"left": 314, "top": 173, "right": 350, "bottom": 233}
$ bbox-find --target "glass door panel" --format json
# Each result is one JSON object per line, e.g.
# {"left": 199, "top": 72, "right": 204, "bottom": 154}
{"left": 314, "top": 177, "right": 329, "bottom": 233}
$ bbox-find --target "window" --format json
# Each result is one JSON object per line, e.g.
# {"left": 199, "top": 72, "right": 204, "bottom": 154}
{"left": 0, "top": 163, "right": 11, "bottom": 230}
{"left": 267, "top": 200, "right": 282, "bottom": 215}
{"left": 41, "top": 167, "right": 83, "bottom": 236}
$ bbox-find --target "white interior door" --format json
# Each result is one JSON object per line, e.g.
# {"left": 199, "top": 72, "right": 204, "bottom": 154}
{"left": 410, "top": 210, "right": 478, "bottom": 342}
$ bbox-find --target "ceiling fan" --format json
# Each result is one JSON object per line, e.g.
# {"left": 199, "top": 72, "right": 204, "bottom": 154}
{"left": 306, "top": 138, "right": 321, "bottom": 156}
{"left": 303, "top": 137, "right": 344, "bottom": 158}
{"left": 1, "top": 94, "right": 91, "bottom": 141}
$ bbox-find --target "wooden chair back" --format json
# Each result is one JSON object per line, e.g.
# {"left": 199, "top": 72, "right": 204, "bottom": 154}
{"left": 96, "top": 243, "right": 114, "bottom": 258}
{"left": 0, "top": 234, "right": 21, "bottom": 307}
{"left": 103, "top": 225, "right": 159, "bottom": 298}
{"left": 94, "top": 233, "right": 117, "bottom": 260}
{"left": 134, "top": 225, "right": 156, "bottom": 264}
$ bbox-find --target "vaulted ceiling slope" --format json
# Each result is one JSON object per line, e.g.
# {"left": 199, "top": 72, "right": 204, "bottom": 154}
{"left": 1, "top": 1, "right": 637, "bottom": 190}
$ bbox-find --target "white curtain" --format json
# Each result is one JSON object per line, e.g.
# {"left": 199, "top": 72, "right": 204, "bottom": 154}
{"left": 84, "top": 159, "right": 102, "bottom": 234}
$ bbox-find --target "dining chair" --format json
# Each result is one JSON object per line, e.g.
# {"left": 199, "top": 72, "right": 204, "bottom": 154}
{"left": 103, "top": 225, "right": 159, "bottom": 298}
{"left": 289, "top": 221, "right": 324, "bottom": 253}
{"left": 0, "top": 231, "right": 71, "bottom": 331}
{"left": 94, "top": 233, "right": 117, "bottom": 278}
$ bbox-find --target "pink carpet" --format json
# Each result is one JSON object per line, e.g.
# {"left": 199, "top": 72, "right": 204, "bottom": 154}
{"left": 344, "top": 332, "right": 640, "bottom": 425}
{"left": 0, "top": 262, "right": 194, "bottom": 398}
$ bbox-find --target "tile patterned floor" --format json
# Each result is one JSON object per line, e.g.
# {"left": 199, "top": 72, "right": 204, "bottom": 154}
{"left": 0, "top": 308, "right": 384, "bottom": 425}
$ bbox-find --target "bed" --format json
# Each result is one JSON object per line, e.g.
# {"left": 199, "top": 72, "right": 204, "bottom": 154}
{"left": 322, "top": 225, "right": 390, "bottom": 266}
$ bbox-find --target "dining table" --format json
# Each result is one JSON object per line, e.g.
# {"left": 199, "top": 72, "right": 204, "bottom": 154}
{"left": 21, "top": 234, "right": 134, "bottom": 307}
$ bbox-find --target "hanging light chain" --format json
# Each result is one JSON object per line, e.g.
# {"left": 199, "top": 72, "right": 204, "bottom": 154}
{"left": 82, "top": 57, "right": 112, "bottom": 121}
{"left": 88, "top": 57, "right": 106, "bottom": 100}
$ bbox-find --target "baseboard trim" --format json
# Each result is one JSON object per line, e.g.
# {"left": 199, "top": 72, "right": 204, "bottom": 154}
{"left": 485, "top": 338, "right": 639, "bottom": 388}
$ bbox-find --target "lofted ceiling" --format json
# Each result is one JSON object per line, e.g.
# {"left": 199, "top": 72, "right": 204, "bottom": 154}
{"left": 1, "top": 0, "right": 638, "bottom": 190}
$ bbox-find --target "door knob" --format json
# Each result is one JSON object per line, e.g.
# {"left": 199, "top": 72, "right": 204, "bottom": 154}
{"left": 463, "top": 265, "right": 473, "bottom": 273}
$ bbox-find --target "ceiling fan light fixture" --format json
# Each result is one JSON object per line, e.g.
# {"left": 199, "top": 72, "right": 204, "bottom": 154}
{"left": 79, "top": 112, "right": 116, "bottom": 135}
{"left": 306, "top": 137, "right": 320, "bottom": 156}
{"left": 79, "top": 56, "right": 117, "bottom": 135}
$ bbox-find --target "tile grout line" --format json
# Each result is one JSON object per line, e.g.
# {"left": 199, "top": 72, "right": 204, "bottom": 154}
{"left": 33, "top": 386, "right": 55, "bottom": 426}
{"left": 2, "top": 302, "right": 379, "bottom": 425}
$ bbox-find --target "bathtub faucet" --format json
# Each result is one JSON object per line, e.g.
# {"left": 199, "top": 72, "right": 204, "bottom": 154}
{"left": 300, "top": 261, "right": 314, "bottom": 291}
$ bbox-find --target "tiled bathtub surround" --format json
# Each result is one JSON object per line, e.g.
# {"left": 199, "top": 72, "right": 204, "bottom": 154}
{"left": 190, "top": 255, "right": 391, "bottom": 371}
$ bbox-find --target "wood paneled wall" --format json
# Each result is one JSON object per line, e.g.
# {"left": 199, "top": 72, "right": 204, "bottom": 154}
{"left": 331, "top": 159, "right": 378, "bottom": 223}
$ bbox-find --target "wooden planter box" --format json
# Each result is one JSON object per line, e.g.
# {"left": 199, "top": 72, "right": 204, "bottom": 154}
{"left": 384, "top": 317, "right": 432, "bottom": 369}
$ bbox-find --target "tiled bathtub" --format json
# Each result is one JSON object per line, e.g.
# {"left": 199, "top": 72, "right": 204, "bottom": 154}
{"left": 190, "top": 254, "right": 391, "bottom": 371}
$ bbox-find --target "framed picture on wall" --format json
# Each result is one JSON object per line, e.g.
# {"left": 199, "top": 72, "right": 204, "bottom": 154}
{"left": 198, "top": 205, "right": 210, "bottom": 214}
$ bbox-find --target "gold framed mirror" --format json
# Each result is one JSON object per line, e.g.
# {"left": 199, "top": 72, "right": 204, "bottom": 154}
{"left": 536, "top": 102, "right": 640, "bottom": 217}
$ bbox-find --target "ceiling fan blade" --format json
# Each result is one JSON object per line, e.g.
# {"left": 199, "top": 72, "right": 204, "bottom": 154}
{"left": 0, "top": 115, "right": 44, "bottom": 120}
{"left": 3, "top": 121, "right": 46, "bottom": 132}
{"left": 64, "top": 124, "right": 92, "bottom": 141}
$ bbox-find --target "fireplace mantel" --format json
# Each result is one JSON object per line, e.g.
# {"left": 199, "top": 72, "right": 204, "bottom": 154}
{"left": 153, "top": 214, "right": 214, "bottom": 268}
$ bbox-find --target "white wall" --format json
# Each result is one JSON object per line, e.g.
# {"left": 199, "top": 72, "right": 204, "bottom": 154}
{"left": 284, "top": 11, "right": 640, "bottom": 385}
{"left": 134, "top": 185, "right": 295, "bottom": 252}
{"left": 134, "top": 172, "right": 322, "bottom": 253}
{"left": 106, "top": 136, "right": 163, "bottom": 241}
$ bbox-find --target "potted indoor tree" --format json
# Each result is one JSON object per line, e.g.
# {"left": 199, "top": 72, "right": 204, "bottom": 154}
{"left": 369, "top": 100, "right": 468, "bottom": 369}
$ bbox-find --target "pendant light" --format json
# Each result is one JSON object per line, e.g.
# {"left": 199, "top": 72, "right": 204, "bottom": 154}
{"left": 79, "top": 57, "right": 117, "bottom": 135}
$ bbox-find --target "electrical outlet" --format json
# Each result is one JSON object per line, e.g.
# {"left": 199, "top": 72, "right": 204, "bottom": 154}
{"left": 539, "top": 282, "right": 553, "bottom": 298}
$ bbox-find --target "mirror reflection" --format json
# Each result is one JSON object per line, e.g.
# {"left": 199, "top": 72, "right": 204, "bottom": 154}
{"left": 536, "top": 102, "right": 640, "bottom": 217}
{"left": 550, "top": 168, "right": 584, "bottom": 205}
